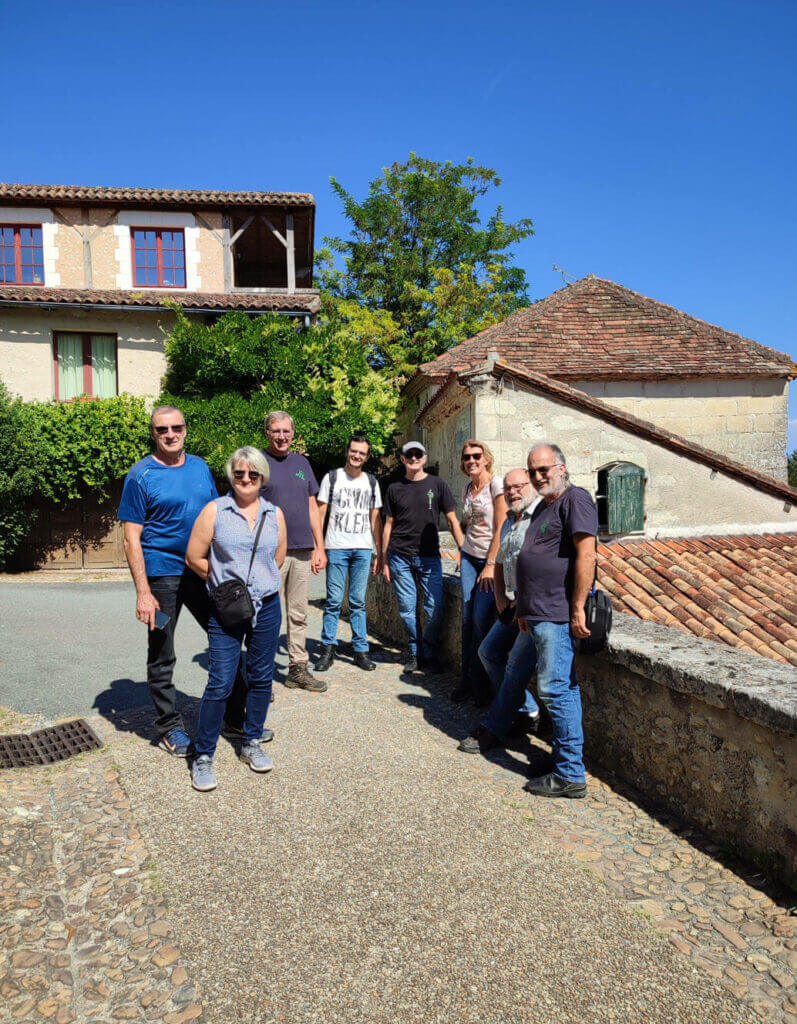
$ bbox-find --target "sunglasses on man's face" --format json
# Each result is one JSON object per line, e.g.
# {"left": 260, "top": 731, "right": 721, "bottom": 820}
{"left": 528, "top": 464, "right": 560, "bottom": 478}
{"left": 233, "top": 470, "right": 262, "bottom": 481}
{"left": 404, "top": 450, "right": 424, "bottom": 460}
{"left": 154, "top": 424, "right": 186, "bottom": 436}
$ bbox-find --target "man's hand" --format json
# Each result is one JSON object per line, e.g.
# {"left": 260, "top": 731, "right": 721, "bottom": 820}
{"left": 136, "top": 590, "right": 160, "bottom": 631}
{"left": 477, "top": 564, "right": 495, "bottom": 592}
{"left": 372, "top": 555, "right": 383, "bottom": 577}
{"left": 518, "top": 616, "right": 529, "bottom": 633}
{"left": 311, "top": 546, "right": 327, "bottom": 574}
{"left": 382, "top": 561, "right": 392, "bottom": 584}
{"left": 570, "top": 601, "right": 591, "bottom": 639}
{"left": 442, "top": 549, "right": 461, "bottom": 571}
{"left": 495, "top": 589, "right": 509, "bottom": 615}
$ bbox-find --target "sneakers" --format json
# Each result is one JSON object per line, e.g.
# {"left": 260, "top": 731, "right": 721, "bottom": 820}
{"left": 191, "top": 755, "right": 217, "bottom": 791}
{"left": 221, "top": 722, "right": 274, "bottom": 743}
{"left": 315, "top": 645, "right": 335, "bottom": 672}
{"left": 402, "top": 655, "right": 418, "bottom": 673}
{"left": 239, "top": 741, "right": 274, "bottom": 773}
{"left": 457, "top": 725, "right": 501, "bottom": 755}
{"left": 508, "top": 712, "right": 540, "bottom": 738}
{"left": 524, "top": 771, "right": 587, "bottom": 799}
{"left": 285, "top": 663, "right": 328, "bottom": 692}
{"left": 353, "top": 651, "right": 376, "bottom": 671}
{"left": 159, "top": 728, "right": 191, "bottom": 757}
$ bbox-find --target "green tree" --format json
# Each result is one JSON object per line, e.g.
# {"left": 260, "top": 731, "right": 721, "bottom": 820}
{"left": 322, "top": 153, "right": 534, "bottom": 375}
{"left": 788, "top": 448, "right": 797, "bottom": 487}
{"left": 0, "top": 380, "right": 49, "bottom": 565}
{"left": 160, "top": 307, "right": 399, "bottom": 475}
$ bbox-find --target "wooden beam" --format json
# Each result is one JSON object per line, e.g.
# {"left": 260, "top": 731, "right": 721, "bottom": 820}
{"left": 51, "top": 208, "right": 83, "bottom": 238}
{"left": 229, "top": 215, "right": 255, "bottom": 246}
{"left": 285, "top": 213, "right": 296, "bottom": 294}
{"left": 194, "top": 212, "right": 225, "bottom": 247}
{"left": 260, "top": 215, "right": 287, "bottom": 248}
{"left": 222, "top": 213, "right": 232, "bottom": 293}
{"left": 85, "top": 211, "right": 117, "bottom": 244}
{"left": 81, "top": 207, "right": 93, "bottom": 288}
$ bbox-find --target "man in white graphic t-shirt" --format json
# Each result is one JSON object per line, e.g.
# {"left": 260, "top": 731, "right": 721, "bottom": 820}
{"left": 315, "top": 435, "right": 384, "bottom": 673}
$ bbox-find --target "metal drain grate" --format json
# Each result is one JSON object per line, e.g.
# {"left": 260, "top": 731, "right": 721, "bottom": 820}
{"left": 0, "top": 719, "right": 104, "bottom": 768}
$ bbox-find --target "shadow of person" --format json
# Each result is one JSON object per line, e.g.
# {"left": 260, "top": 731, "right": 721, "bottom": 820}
{"left": 93, "top": 678, "right": 200, "bottom": 746}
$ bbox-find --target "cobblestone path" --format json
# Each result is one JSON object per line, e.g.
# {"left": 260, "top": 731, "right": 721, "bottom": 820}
{"left": 1, "top": 610, "right": 795, "bottom": 1023}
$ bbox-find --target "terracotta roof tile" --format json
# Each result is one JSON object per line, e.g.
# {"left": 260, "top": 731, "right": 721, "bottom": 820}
{"left": 0, "top": 182, "right": 314, "bottom": 208}
{"left": 0, "top": 286, "right": 320, "bottom": 315}
{"left": 599, "top": 533, "right": 797, "bottom": 666}
{"left": 412, "top": 276, "right": 796, "bottom": 383}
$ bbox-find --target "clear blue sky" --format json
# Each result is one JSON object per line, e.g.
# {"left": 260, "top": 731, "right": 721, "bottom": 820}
{"left": 4, "top": 0, "right": 796, "bottom": 449}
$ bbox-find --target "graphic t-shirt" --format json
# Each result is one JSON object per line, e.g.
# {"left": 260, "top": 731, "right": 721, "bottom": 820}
{"left": 384, "top": 475, "right": 456, "bottom": 558}
{"left": 260, "top": 451, "right": 319, "bottom": 550}
{"left": 515, "top": 486, "right": 598, "bottom": 624}
{"left": 318, "top": 469, "right": 383, "bottom": 550}
{"left": 117, "top": 454, "right": 218, "bottom": 576}
{"left": 461, "top": 476, "right": 504, "bottom": 559}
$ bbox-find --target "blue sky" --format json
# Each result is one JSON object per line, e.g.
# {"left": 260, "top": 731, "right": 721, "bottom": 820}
{"left": 3, "top": 0, "right": 795, "bottom": 449}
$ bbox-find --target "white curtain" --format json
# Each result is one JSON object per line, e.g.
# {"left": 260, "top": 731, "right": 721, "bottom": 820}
{"left": 57, "top": 335, "right": 83, "bottom": 400}
{"left": 91, "top": 335, "right": 117, "bottom": 398}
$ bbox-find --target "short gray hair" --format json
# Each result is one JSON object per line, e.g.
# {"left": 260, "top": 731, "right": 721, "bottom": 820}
{"left": 527, "top": 442, "right": 570, "bottom": 481}
{"left": 225, "top": 446, "right": 270, "bottom": 486}
{"left": 150, "top": 404, "right": 184, "bottom": 430}
{"left": 264, "top": 410, "right": 294, "bottom": 432}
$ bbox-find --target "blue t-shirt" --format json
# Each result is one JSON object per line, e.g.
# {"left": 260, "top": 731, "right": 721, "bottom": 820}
{"left": 260, "top": 450, "right": 319, "bottom": 549}
{"left": 117, "top": 454, "right": 218, "bottom": 576}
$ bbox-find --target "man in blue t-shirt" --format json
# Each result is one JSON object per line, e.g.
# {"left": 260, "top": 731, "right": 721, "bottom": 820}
{"left": 515, "top": 443, "right": 598, "bottom": 799}
{"left": 118, "top": 405, "right": 218, "bottom": 755}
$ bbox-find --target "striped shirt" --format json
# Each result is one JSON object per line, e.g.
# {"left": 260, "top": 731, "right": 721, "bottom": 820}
{"left": 208, "top": 495, "right": 280, "bottom": 624}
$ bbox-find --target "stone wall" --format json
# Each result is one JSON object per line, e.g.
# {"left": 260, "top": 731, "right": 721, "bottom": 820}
{"left": 366, "top": 572, "right": 797, "bottom": 887}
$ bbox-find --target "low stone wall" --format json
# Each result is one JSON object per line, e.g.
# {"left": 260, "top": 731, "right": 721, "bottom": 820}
{"left": 366, "top": 572, "right": 797, "bottom": 888}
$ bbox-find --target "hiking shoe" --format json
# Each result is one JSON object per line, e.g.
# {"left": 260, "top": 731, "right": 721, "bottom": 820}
{"left": 191, "top": 755, "right": 217, "bottom": 792}
{"left": 457, "top": 726, "right": 501, "bottom": 755}
{"left": 159, "top": 728, "right": 191, "bottom": 757}
{"left": 402, "top": 655, "right": 418, "bottom": 673}
{"left": 524, "top": 772, "right": 587, "bottom": 799}
{"left": 353, "top": 651, "right": 376, "bottom": 671}
{"left": 239, "top": 741, "right": 273, "bottom": 773}
{"left": 286, "top": 663, "right": 327, "bottom": 692}
{"left": 315, "top": 645, "right": 335, "bottom": 672}
{"left": 508, "top": 712, "right": 540, "bottom": 738}
{"left": 222, "top": 722, "right": 274, "bottom": 743}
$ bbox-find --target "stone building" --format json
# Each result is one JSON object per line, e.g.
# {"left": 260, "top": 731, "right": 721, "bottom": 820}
{"left": 0, "top": 182, "right": 319, "bottom": 402}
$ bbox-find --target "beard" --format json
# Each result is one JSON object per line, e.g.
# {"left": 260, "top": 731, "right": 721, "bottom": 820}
{"left": 509, "top": 491, "right": 535, "bottom": 515}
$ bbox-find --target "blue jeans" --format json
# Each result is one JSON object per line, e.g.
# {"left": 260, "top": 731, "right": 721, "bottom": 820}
{"left": 507, "top": 621, "right": 584, "bottom": 783}
{"left": 459, "top": 551, "right": 496, "bottom": 695}
{"left": 194, "top": 592, "right": 281, "bottom": 758}
{"left": 479, "top": 618, "right": 540, "bottom": 738}
{"left": 321, "top": 548, "right": 372, "bottom": 652}
{"left": 387, "top": 552, "right": 443, "bottom": 659}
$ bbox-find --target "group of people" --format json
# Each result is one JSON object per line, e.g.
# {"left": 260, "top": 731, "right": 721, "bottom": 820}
{"left": 118, "top": 406, "right": 598, "bottom": 799}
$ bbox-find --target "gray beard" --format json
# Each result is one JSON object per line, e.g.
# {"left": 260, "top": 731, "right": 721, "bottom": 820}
{"left": 509, "top": 491, "right": 535, "bottom": 516}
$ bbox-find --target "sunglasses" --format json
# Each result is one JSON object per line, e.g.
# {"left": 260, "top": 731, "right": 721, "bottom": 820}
{"left": 529, "top": 465, "right": 560, "bottom": 478}
{"left": 404, "top": 450, "right": 424, "bottom": 460}
{"left": 154, "top": 424, "right": 186, "bottom": 436}
{"left": 462, "top": 453, "right": 483, "bottom": 462}
{"left": 232, "top": 470, "right": 262, "bottom": 481}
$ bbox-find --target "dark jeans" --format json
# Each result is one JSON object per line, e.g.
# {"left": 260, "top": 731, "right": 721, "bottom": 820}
{"left": 147, "top": 569, "right": 210, "bottom": 736}
{"left": 194, "top": 592, "right": 281, "bottom": 757}
{"left": 460, "top": 550, "right": 495, "bottom": 697}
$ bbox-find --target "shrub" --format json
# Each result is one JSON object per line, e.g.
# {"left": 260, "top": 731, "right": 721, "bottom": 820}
{"left": 0, "top": 381, "right": 49, "bottom": 566}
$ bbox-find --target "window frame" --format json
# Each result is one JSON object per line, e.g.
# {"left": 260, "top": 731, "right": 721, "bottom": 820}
{"left": 130, "top": 227, "right": 187, "bottom": 289}
{"left": 0, "top": 223, "right": 45, "bottom": 286}
{"left": 52, "top": 331, "right": 119, "bottom": 401}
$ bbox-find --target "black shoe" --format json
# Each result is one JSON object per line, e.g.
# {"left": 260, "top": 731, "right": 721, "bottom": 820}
{"left": 508, "top": 712, "right": 540, "bottom": 738}
{"left": 457, "top": 726, "right": 501, "bottom": 755}
{"left": 315, "top": 645, "right": 335, "bottom": 672}
{"left": 353, "top": 651, "right": 376, "bottom": 671}
{"left": 222, "top": 722, "right": 274, "bottom": 743}
{"left": 450, "top": 684, "right": 471, "bottom": 703}
{"left": 523, "top": 772, "right": 587, "bottom": 799}
{"left": 403, "top": 655, "right": 418, "bottom": 673}
{"left": 424, "top": 657, "right": 444, "bottom": 675}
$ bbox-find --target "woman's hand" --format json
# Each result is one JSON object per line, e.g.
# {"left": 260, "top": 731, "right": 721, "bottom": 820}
{"left": 477, "top": 563, "right": 495, "bottom": 592}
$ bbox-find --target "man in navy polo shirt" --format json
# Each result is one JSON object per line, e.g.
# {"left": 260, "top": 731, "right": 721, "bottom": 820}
{"left": 118, "top": 405, "right": 218, "bottom": 756}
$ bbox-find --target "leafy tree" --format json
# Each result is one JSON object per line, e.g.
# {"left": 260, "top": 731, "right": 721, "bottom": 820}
{"left": 161, "top": 307, "right": 399, "bottom": 475}
{"left": 788, "top": 448, "right": 797, "bottom": 487}
{"left": 322, "top": 153, "right": 534, "bottom": 375}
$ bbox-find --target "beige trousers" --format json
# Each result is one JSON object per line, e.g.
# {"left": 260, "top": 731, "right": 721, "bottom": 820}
{"left": 281, "top": 549, "right": 312, "bottom": 667}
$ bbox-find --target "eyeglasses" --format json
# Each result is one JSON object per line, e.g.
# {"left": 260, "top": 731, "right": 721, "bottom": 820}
{"left": 505, "top": 482, "right": 529, "bottom": 492}
{"left": 528, "top": 464, "right": 560, "bottom": 478}
{"left": 462, "top": 453, "right": 483, "bottom": 463}
{"left": 233, "top": 470, "right": 262, "bottom": 481}
{"left": 154, "top": 424, "right": 186, "bottom": 435}
{"left": 404, "top": 450, "right": 424, "bottom": 460}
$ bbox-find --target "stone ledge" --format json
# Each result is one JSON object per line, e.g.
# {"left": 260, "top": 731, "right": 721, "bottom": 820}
{"left": 604, "top": 614, "right": 797, "bottom": 738}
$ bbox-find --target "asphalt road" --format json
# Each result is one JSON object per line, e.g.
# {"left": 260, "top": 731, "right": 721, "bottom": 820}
{"left": 0, "top": 573, "right": 328, "bottom": 721}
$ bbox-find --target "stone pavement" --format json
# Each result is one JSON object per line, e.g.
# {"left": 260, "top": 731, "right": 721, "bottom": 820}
{"left": 1, "top": 607, "right": 795, "bottom": 1024}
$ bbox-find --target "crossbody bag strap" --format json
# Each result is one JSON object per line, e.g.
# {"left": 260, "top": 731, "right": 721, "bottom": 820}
{"left": 244, "top": 503, "right": 269, "bottom": 586}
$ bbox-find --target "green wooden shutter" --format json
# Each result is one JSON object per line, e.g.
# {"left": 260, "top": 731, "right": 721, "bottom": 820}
{"left": 597, "top": 462, "right": 645, "bottom": 534}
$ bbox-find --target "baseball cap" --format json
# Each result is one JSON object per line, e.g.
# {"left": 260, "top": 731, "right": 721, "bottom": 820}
{"left": 401, "top": 441, "right": 427, "bottom": 455}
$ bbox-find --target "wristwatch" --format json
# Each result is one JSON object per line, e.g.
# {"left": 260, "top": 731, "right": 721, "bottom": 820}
{"left": 486, "top": 559, "right": 496, "bottom": 566}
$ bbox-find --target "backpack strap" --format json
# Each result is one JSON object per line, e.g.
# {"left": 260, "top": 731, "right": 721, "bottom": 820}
{"left": 322, "top": 469, "right": 337, "bottom": 538}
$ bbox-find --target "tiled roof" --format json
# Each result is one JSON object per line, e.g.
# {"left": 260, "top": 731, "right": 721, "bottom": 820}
{"left": 0, "top": 183, "right": 314, "bottom": 208}
{"left": 417, "top": 361, "right": 797, "bottom": 505}
{"left": 598, "top": 534, "right": 797, "bottom": 666}
{"left": 413, "top": 276, "right": 797, "bottom": 385}
{"left": 0, "top": 286, "right": 320, "bottom": 315}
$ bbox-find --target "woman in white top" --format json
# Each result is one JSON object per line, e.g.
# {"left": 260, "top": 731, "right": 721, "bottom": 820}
{"left": 453, "top": 439, "right": 507, "bottom": 705}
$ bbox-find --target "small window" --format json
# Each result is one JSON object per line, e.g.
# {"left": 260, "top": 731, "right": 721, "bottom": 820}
{"left": 596, "top": 462, "right": 646, "bottom": 535}
{"left": 0, "top": 224, "right": 45, "bottom": 284}
{"left": 131, "top": 228, "right": 186, "bottom": 288}
{"left": 54, "top": 333, "right": 118, "bottom": 401}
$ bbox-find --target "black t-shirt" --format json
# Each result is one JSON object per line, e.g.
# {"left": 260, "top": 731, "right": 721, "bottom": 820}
{"left": 516, "top": 486, "right": 598, "bottom": 623}
{"left": 384, "top": 475, "right": 456, "bottom": 557}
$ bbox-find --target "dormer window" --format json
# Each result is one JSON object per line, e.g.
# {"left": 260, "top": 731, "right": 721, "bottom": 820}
{"left": 0, "top": 225, "right": 44, "bottom": 284}
{"left": 131, "top": 228, "right": 185, "bottom": 288}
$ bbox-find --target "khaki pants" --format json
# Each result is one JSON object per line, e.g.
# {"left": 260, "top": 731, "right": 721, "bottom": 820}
{"left": 281, "top": 549, "right": 312, "bottom": 667}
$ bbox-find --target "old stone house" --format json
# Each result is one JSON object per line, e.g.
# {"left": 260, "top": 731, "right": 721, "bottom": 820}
{"left": 0, "top": 182, "right": 319, "bottom": 403}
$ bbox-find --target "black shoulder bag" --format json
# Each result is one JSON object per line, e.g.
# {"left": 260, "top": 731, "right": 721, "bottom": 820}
{"left": 210, "top": 510, "right": 267, "bottom": 631}
{"left": 578, "top": 536, "right": 612, "bottom": 655}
